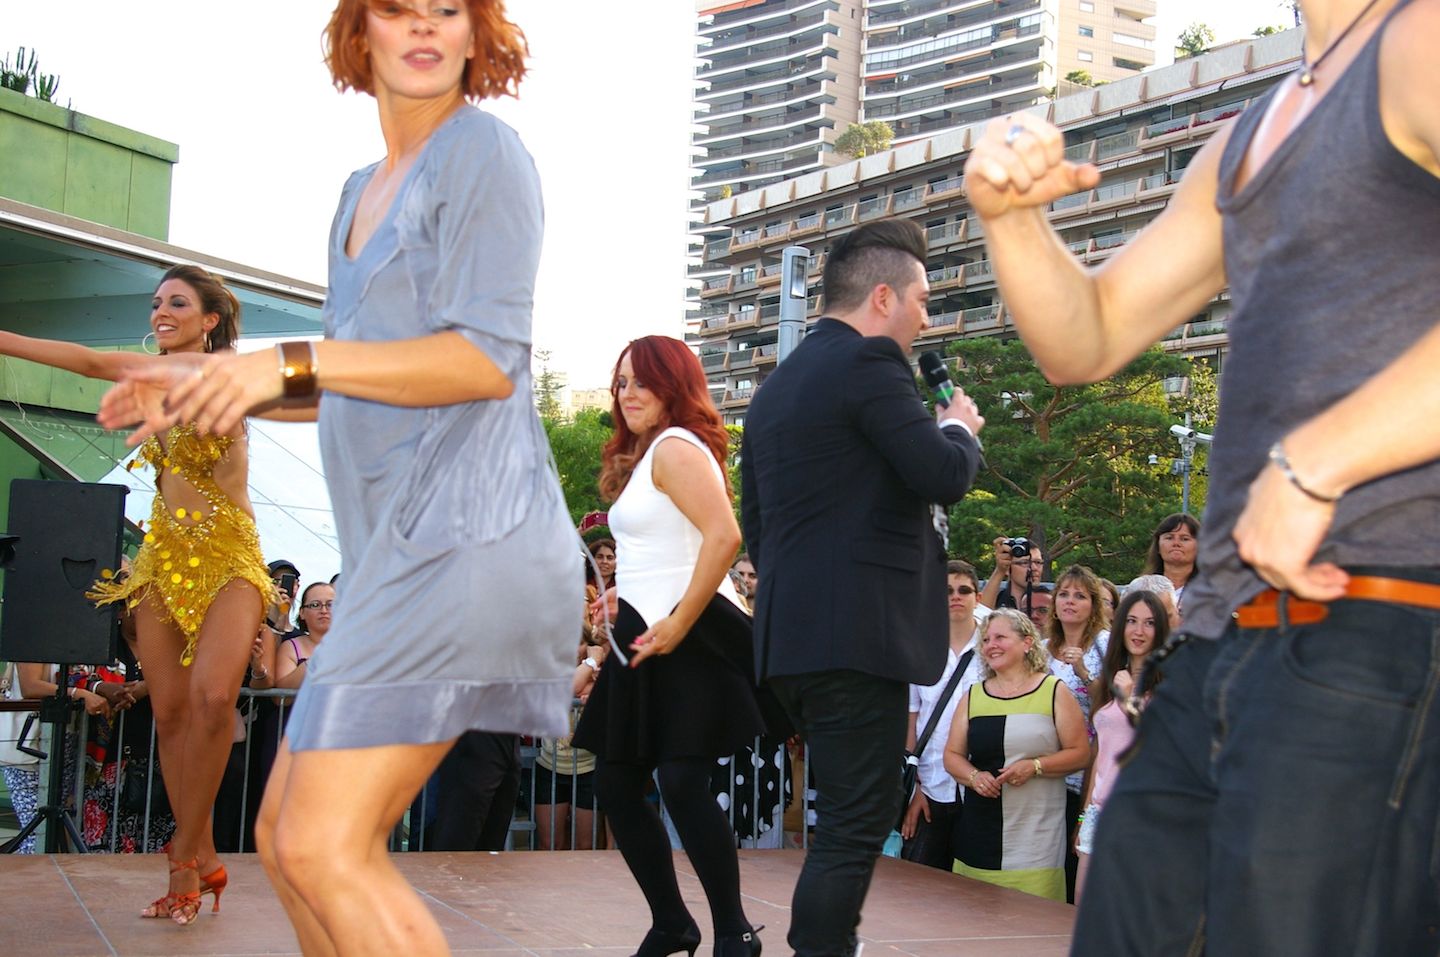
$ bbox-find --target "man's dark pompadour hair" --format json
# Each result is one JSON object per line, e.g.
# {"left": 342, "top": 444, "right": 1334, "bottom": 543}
{"left": 821, "top": 218, "right": 928, "bottom": 314}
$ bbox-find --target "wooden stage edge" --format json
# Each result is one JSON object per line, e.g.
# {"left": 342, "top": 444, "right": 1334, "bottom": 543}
{"left": 0, "top": 848, "right": 1074, "bottom": 956}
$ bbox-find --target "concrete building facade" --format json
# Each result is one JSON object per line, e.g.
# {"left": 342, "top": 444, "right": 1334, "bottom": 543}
{"left": 689, "top": 30, "right": 1302, "bottom": 425}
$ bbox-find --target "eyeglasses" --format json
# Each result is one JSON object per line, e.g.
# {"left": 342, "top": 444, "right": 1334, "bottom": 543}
{"left": 948, "top": 586, "right": 975, "bottom": 596}
{"left": 301, "top": 601, "right": 335, "bottom": 611}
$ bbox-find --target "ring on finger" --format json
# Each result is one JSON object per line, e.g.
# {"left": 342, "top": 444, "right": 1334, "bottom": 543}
{"left": 1004, "top": 123, "right": 1027, "bottom": 147}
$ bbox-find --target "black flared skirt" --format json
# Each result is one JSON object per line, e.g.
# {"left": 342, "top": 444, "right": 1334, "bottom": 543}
{"left": 573, "top": 593, "right": 779, "bottom": 765}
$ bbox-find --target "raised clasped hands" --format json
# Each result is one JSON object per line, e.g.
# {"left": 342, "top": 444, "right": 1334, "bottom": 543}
{"left": 963, "top": 113, "right": 1101, "bottom": 220}
{"left": 98, "top": 349, "right": 284, "bottom": 445}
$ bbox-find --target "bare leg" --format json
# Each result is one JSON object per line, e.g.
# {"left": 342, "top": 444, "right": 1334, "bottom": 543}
{"left": 136, "top": 582, "right": 260, "bottom": 920}
{"left": 535, "top": 802, "right": 571, "bottom": 850}
{"left": 1075, "top": 852, "right": 1090, "bottom": 907}
{"left": 272, "top": 740, "right": 457, "bottom": 957}
{"left": 257, "top": 740, "right": 337, "bottom": 957}
{"left": 574, "top": 806, "right": 597, "bottom": 851}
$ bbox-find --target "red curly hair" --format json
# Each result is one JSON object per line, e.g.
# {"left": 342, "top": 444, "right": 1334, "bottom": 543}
{"left": 324, "top": 0, "right": 528, "bottom": 101}
{"left": 598, "top": 337, "right": 731, "bottom": 503}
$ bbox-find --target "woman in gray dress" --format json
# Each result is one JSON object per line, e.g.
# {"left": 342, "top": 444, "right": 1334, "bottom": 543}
{"left": 100, "top": 2, "right": 577, "bottom": 953}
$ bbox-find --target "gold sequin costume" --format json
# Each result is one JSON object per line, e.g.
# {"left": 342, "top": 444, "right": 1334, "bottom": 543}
{"left": 89, "top": 426, "right": 272, "bottom": 666}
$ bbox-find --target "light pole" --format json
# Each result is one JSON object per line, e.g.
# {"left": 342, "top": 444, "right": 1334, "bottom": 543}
{"left": 777, "top": 245, "right": 810, "bottom": 364}
{"left": 1169, "top": 413, "right": 1213, "bottom": 514}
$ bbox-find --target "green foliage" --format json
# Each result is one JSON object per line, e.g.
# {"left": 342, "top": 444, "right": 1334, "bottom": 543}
{"left": 1064, "top": 69, "right": 1095, "bottom": 87}
{"left": 1252, "top": 25, "right": 1282, "bottom": 37}
{"left": 834, "top": 120, "right": 895, "bottom": 159}
{"left": 0, "top": 46, "right": 60, "bottom": 102}
{"left": 543, "top": 407, "right": 612, "bottom": 523}
{"left": 1176, "top": 22, "right": 1216, "bottom": 58}
{"left": 942, "top": 338, "right": 1205, "bottom": 582}
{"left": 532, "top": 349, "right": 565, "bottom": 424}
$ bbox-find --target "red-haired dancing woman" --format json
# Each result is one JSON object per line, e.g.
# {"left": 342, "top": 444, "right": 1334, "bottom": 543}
{"left": 101, "top": 2, "right": 577, "bottom": 954}
{"left": 574, "top": 336, "right": 768, "bottom": 957}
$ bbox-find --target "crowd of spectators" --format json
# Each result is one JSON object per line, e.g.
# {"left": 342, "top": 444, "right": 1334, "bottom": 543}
{"left": 4, "top": 513, "right": 1191, "bottom": 881}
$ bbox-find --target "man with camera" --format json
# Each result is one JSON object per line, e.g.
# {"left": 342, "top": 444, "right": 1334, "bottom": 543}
{"left": 964, "top": 0, "right": 1440, "bottom": 952}
{"left": 979, "top": 536, "right": 1045, "bottom": 614}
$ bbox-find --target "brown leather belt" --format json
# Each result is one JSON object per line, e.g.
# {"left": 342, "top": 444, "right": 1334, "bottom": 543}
{"left": 1234, "top": 575, "right": 1440, "bottom": 629}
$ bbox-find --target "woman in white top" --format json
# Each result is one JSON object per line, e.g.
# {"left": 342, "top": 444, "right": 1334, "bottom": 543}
{"left": 573, "top": 336, "right": 766, "bottom": 957}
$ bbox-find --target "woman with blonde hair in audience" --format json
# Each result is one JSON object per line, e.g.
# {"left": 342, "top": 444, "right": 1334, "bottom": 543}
{"left": 944, "top": 609, "right": 1090, "bottom": 901}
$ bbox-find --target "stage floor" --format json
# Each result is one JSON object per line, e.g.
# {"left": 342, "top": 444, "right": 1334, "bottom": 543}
{"left": 0, "top": 849, "right": 1074, "bottom": 955}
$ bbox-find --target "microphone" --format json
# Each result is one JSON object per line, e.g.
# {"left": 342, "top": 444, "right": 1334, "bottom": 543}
{"left": 919, "top": 351, "right": 986, "bottom": 463}
{"left": 918, "top": 351, "right": 955, "bottom": 408}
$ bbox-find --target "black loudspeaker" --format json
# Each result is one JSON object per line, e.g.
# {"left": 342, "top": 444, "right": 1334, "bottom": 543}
{"left": 0, "top": 480, "right": 127, "bottom": 665}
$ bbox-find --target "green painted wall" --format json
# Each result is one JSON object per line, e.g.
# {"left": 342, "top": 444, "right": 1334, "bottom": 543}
{"left": 0, "top": 87, "right": 178, "bottom": 240}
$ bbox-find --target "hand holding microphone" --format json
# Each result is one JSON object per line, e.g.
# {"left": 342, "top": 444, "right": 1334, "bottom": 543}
{"left": 919, "top": 351, "right": 985, "bottom": 437}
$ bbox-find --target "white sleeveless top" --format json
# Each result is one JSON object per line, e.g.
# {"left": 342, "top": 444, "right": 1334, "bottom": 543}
{"left": 608, "top": 427, "right": 741, "bottom": 627}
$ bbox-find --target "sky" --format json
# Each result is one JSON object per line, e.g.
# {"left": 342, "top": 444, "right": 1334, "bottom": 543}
{"left": 6, "top": 0, "right": 1291, "bottom": 389}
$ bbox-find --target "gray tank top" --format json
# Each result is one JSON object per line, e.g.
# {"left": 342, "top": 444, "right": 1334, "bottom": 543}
{"left": 1182, "top": 0, "right": 1440, "bottom": 639}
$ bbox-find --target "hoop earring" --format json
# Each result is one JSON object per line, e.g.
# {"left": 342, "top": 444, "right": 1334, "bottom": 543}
{"left": 205, "top": 332, "right": 214, "bottom": 353}
{"left": 141, "top": 332, "right": 160, "bottom": 355}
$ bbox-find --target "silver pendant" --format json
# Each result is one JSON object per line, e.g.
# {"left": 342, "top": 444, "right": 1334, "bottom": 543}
{"left": 1298, "top": 67, "right": 1314, "bottom": 87}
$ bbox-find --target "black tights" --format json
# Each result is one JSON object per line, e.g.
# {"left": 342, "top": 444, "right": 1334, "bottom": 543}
{"left": 594, "top": 757, "right": 751, "bottom": 937}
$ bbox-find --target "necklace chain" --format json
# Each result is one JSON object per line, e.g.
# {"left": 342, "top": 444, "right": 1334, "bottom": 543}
{"left": 1298, "top": 0, "right": 1388, "bottom": 86}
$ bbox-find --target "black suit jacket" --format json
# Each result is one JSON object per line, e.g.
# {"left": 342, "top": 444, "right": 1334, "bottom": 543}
{"left": 740, "top": 319, "right": 981, "bottom": 686}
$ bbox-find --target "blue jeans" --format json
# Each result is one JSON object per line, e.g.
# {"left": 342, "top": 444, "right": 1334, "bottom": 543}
{"left": 1073, "top": 573, "right": 1440, "bottom": 956}
{"left": 770, "top": 670, "right": 908, "bottom": 957}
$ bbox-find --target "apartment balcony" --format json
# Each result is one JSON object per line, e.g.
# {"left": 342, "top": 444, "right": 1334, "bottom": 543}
{"left": 865, "top": 44, "right": 1045, "bottom": 98}
{"left": 926, "top": 263, "right": 965, "bottom": 292}
{"left": 868, "top": 0, "right": 981, "bottom": 28}
{"left": 1113, "top": 0, "right": 1158, "bottom": 22}
{"left": 759, "top": 262, "right": 783, "bottom": 287}
{"left": 700, "top": 275, "right": 735, "bottom": 299}
{"left": 926, "top": 218, "right": 968, "bottom": 246}
{"left": 698, "top": 315, "right": 731, "bottom": 337}
{"left": 866, "top": 0, "right": 1043, "bottom": 51}
{"left": 721, "top": 387, "right": 756, "bottom": 409}
{"left": 700, "top": 78, "right": 833, "bottom": 122}
{"left": 754, "top": 343, "right": 780, "bottom": 366}
{"left": 963, "top": 302, "right": 1002, "bottom": 332}
{"left": 698, "top": 29, "right": 834, "bottom": 78}
{"left": 692, "top": 152, "right": 825, "bottom": 188}
{"left": 708, "top": 0, "right": 834, "bottom": 30}
{"left": 703, "top": 6, "right": 835, "bottom": 56}
{"left": 700, "top": 54, "right": 829, "bottom": 97}
{"left": 697, "top": 105, "right": 827, "bottom": 146}
{"left": 867, "top": 16, "right": 1045, "bottom": 78}
{"left": 729, "top": 347, "right": 758, "bottom": 372}
{"left": 927, "top": 173, "right": 965, "bottom": 202}
{"left": 865, "top": 63, "right": 1044, "bottom": 122}
{"left": 919, "top": 309, "right": 960, "bottom": 336}
{"left": 701, "top": 350, "right": 730, "bottom": 373}
{"left": 699, "top": 127, "right": 827, "bottom": 164}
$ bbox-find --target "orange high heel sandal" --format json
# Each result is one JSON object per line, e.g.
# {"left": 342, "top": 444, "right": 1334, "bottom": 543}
{"left": 199, "top": 863, "right": 228, "bottom": 914}
{"left": 139, "top": 858, "right": 202, "bottom": 925}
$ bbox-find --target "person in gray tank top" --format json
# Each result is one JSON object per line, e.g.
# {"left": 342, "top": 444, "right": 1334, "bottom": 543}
{"left": 958, "top": 1, "right": 1440, "bottom": 954}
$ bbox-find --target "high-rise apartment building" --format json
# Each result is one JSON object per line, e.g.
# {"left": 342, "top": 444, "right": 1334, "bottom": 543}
{"left": 688, "top": 31, "right": 1302, "bottom": 425}
{"left": 691, "top": 0, "right": 1156, "bottom": 205}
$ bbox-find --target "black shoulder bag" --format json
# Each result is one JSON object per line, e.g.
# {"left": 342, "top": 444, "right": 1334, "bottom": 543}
{"left": 898, "top": 649, "right": 974, "bottom": 828}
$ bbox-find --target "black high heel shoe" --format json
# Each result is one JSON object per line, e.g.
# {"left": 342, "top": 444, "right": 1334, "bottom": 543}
{"left": 632, "top": 920, "right": 702, "bottom": 957}
{"left": 714, "top": 924, "right": 763, "bottom": 957}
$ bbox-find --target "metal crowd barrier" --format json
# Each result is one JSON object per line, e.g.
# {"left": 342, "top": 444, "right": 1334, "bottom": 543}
{"left": 1, "top": 689, "right": 812, "bottom": 854}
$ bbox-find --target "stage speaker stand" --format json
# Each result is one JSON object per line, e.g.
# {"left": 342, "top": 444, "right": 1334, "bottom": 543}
{"left": 0, "top": 479, "right": 127, "bottom": 853}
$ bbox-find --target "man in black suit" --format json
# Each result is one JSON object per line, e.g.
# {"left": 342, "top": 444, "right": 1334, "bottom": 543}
{"left": 740, "top": 218, "right": 984, "bottom": 956}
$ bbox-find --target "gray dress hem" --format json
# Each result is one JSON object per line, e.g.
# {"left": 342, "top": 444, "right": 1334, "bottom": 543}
{"left": 286, "top": 676, "right": 573, "bottom": 751}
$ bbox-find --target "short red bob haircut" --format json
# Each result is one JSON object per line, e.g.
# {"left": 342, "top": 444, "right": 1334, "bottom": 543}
{"left": 598, "top": 336, "right": 731, "bottom": 503}
{"left": 324, "top": 0, "right": 528, "bottom": 101}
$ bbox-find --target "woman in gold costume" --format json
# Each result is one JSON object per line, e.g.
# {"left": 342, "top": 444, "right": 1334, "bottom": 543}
{"left": 0, "top": 264, "right": 271, "bottom": 924}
